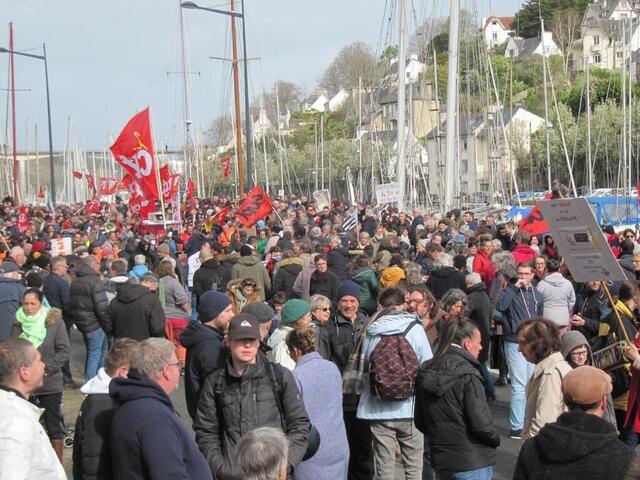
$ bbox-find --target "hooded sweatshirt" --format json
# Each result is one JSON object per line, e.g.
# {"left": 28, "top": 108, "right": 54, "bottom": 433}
{"left": 230, "top": 255, "right": 271, "bottom": 301}
{"left": 107, "top": 284, "right": 166, "bottom": 341}
{"left": 356, "top": 310, "right": 432, "bottom": 420}
{"left": 536, "top": 272, "right": 576, "bottom": 327}
{"left": 514, "top": 411, "right": 632, "bottom": 480}
{"left": 267, "top": 325, "right": 296, "bottom": 370}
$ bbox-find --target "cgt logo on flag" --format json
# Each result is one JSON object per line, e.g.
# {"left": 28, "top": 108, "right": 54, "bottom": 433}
{"left": 110, "top": 108, "right": 159, "bottom": 200}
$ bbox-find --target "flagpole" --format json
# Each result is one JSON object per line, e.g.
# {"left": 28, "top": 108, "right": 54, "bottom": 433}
{"left": 148, "top": 109, "right": 168, "bottom": 230}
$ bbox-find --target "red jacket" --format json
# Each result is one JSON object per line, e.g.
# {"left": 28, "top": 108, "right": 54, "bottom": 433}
{"left": 512, "top": 244, "right": 537, "bottom": 265}
{"left": 472, "top": 250, "right": 495, "bottom": 289}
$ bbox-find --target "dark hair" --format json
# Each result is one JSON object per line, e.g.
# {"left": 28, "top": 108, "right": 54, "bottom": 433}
{"left": 389, "top": 254, "right": 404, "bottom": 268}
{"left": 104, "top": 338, "right": 139, "bottom": 377}
{"left": 517, "top": 319, "right": 561, "bottom": 363}
{"left": 619, "top": 280, "right": 638, "bottom": 303}
{"left": 546, "top": 258, "right": 561, "bottom": 273}
{"left": 426, "top": 243, "right": 444, "bottom": 254}
{"left": 285, "top": 327, "right": 316, "bottom": 356}
{"left": 408, "top": 285, "right": 439, "bottom": 318}
{"left": 453, "top": 254, "right": 467, "bottom": 271}
{"left": 515, "top": 231, "right": 530, "bottom": 244}
{"left": 24, "top": 271, "right": 44, "bottom": 289}
{"left": 565, "top": 399, "right": 602, "bottom": 412}
{"left": 0, "top": 337, "right": 38, "bottom": 385}
{"left": 432, "top": 317, "right": 478, "bottom": 363}
{"left": 23, "top": 287, "right": 44, "bottom": 304}
{"left": 314, "top": 253, "right": 328, "bottom": 264}
{"left": 157, "top": 259, "right": 175, "bottom": 278}
{"left": 111, "top": 259, "right": 128, "bottom": 275}
{"left": 517, "top": 261, "right": 533, "bottom": 271}
{"left": 271, "top": 292, "right": 288, "bottom": 305}
{"left": 378, "top": 287, "right": 406, "bottom": 307}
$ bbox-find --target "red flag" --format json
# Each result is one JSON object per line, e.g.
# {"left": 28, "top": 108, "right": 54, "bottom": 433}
{"left": 85, "top": 196, "right": 101, "bottom": 215}
{"left": 109, "top": 108, "right": 159, "bottom": 200}
{"left": 116, "top": 175, "right": 129, "bottom": 191}
{"left": 129, "top": 194, "right": 155, "bottom": 219}
{"left": 99, "top": 177, "right": 120, "bottom": 195}
{"left": 37, "top": 186, "right": 45, "bottom": 199}
{"left": 221, "top": 156, "right": 231, "bottom": 177}
{"left": 212, "top": 206, "right": 231, "bottom": 225}
{"left": 73, "top": 171, "right": 83, "bottom": 180}
{"left": 86, "top": 174, "right": 96, "bottom": 192}
{"left": 186, "top": 179, "right": 196, "bottom": 199}
{"left": 17, "top": 206, "right": 29, "bottom": 232}
{"left": 235, "top": 186, "right": 273, "bottom": 228}
{"left": 518, "top": 205, "right": 549, "bottom": 236}
{"left": 159, "top": 165, "right": 181, "bottom": 202}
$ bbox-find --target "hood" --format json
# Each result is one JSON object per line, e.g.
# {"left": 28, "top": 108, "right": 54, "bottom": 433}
{"left": 513, "top": 244, "right": 535, "bottom": 254}
{"left": 109, "top": 275, "right": 130, "bottom": 285}
{"left": 541, "top": 271, "right": 568, "bottom": 287}
{"left": 237, "top": 255, "right": 261, "bottom": 266}
{"left": 75, "top": 262, "right": 98, "bottom": 278}
{"left": 109, "top": 370, "right": 172, "bottom": 408}
{"left": 367, "top": 310, "right": 421, "bottom": 336}
{"left": 131, "top": 264, "right": 148, "bottom": 276}
{"left": 200, "top": 258, "right": 222, "bottom": 270}
{"left": 561, "top": 330, "right": 591, "bottom": 359}
{"left": 419, "top": 346, "right": 480, "bottom": 397}
{"left": 267, "top": 325, "right": 294, "bottom": 348}
{"left": 179, "top": 321, "right": 222, "bottom": 349}
{"left": 466, "top": 282, "right": 486, "bottom": 295}
{"left": 116, "top": 284, "right": 156, "bottom": 303}
{"left": 45, "top": 307, "right": 62, "bottom": 327}
{"left": 80, "top": 367, "right": 112, "bottom": 395}
{"left": 535, "top": 411, "right": 619, "bottom": 462}
{"left": 430, "top": 266, "right": 459, "bottom": 278}
{"left": 279, "top": 257, "right": 304, "bottom": 268}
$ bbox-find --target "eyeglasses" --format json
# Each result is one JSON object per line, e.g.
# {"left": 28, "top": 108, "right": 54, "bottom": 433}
{"left": 570, "top": 350, "right": 589, "bottom": 358}
{"left": 316, "top": 307, "right": 330, "bottom": 312}
{"left": 164, "top": 362, "right": 181, "bottom": 370}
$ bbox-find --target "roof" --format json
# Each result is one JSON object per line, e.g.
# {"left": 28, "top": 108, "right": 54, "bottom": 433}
{"left": 483, "top": 15, "right": 515, "bottom": 31}
{"left": 508, "top": 36, "right": 543, "bottom": 59}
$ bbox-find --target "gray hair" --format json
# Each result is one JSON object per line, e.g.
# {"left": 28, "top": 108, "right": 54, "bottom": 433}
{"left": 309, "top": 294, "right": 331, "bottom": 311}
{"left": 50, "top": 256, "right": 68, "bottom": 270}
{"left": 465, "top": 272, "right": 482, "bottom": 286}
{"left": 492, "top": 251, "right": 516, "bottom": 276}
{"left": 440, "top": 288, "right": 468, "bottom": 313}
{"left": 491, "top": 239, "right": 503, "bottom": 251}
{"left": 434, "top": 252, "right": 453, "bottom": 268}
{"left": 9, "top": 246, "right": 24, "bottom": 259}
{"left": 235, "top": 427, "right": 289, "bottom": 480}
{"left": 140, "top": 273, "right": 158, "bottom": 286}
{"left": 134, "top": 254, "right": 146, "bottom": 265}
{"left": 0, "top": 338, "right": 38, "bottom": 385}
{"left": 130, "top": 338, "right": 175, "bottom": 379}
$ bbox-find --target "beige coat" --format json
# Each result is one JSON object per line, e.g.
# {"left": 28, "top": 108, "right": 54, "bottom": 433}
{"left": 522, "top": 351, "right": 573, "bottom": 440}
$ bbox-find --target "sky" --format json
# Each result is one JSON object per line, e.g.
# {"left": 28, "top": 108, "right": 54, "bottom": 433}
{"left": 1, "top": 0, "right": 523, "bottom": 151}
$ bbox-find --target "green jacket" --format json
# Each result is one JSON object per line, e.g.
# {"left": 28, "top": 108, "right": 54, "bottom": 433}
{"left": 351, "top": 267, "right": 379, "bottom": 314}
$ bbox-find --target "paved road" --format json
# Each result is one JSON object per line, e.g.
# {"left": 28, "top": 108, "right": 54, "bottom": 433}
{"left": 68, "top": 329, "right": 521, "bottom": 479}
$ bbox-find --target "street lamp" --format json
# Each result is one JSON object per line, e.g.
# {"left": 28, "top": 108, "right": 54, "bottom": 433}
{"left": 181, "top": 0, "right": 254, "bottom": 193}
{"left": 0, "top": 44, "right": 56, "bottom": 204}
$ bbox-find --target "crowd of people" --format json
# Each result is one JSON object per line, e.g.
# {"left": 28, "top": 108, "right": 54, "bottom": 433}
{"left": 0, "top": 192, "right": 640, "bottom": 479}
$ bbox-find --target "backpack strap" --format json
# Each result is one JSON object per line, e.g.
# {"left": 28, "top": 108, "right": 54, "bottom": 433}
{"left": 401, "top": 319, "right": 422, "bottom": 337}
{"left": 266, "top": 361, "right": 287, "bottom": 431}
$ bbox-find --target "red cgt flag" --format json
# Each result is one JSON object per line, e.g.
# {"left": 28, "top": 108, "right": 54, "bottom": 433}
{"left": 159, "top": 165, "right": 181, "bottom": 202}
{"left": 37, "top": 186, "right": 45, "bottom": 199}
{"left": 212, "top": 206, "right": 231, "bottom": 225}
{"left": 85, "top": 196, "right": 101, "bottom": 215}
{"left": 99, "top": 177, "right": 120, "bottom": 196}
{"left": 221, "top": 156, "right": 231, "bottom": 177}
{"left": 518, "top": 205, "right": 549, "bottom": 236}
{"left": 235, "top": 185, "right": 273, "bottom": 228}
{"left": 86, "top": 174, "right": 96, "bottom": 192}
{"left": 110, "top": 108, "right": 159, "bottom": 201}
{"left": 17, "top": 206, "right": 29, "bottom": 232}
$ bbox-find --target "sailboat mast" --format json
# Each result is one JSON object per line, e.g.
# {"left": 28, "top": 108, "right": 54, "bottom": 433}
{"left": 9, "top": 23, "right": 19, "bottom": 203}
{"left": 358, "top": 76, "right": 363, "bottom": 202}
{"left": 396, "top": 0, "right": 407, "bottom": 212}
{"left": 622, "top": 19, "right": 627, "bottom": 193}
{"left": 585, "top": 54, "right": 593, "bottom": 194}
{"left": 230, "top": 0, "right": 245, "bottom": 197}
{"left": 178, "top": 1, "right": 193, "bottom": 190}
{"left": 541, "top": 18, "right": 552, "bottom": 192}
{"left": 444, "top": 0, "right": 460, "bottom": 213}
{"left": 275, "top": 83, "right": 285, "bottom": 194}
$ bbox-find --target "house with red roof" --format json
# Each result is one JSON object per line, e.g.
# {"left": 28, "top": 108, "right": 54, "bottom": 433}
{"left": 482, "top": 15, "right": 515, "bottom": 48}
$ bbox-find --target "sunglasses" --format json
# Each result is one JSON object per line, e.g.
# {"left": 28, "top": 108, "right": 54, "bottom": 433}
{"left": 317, "top": 307, "right": 330, "bottom": 312}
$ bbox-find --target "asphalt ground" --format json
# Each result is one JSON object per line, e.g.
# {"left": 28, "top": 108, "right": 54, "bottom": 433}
{"left": 63, "top": 329, "right": 522, "bottom": 479}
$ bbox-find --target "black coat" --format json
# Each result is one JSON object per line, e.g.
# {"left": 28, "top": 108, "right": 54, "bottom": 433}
{"left": 327, "top": 246, "right": 349, "bottom": 280}
{"left": 194, "top": 356, "right": 311, "bottom": 480}
{"left": 466, "top": 283, "right": 491, "bottom": 363}
{"left": 68, "top": 262, "right": 111, "bottom": 334}
{"left": 73, "top": 393, "right": 117, "bottom": 480}
{"left": 43, "top": 272, "right": 70, "bottom": 318}
{"left": 179, "top": 321, "right": 226, "bottom": 420}
{"left": 309, "top": 270, "right": 341, "bottom": 304}
{"left": 106, "top": 284, "right": 165, "bottom": 341}
{"left": 271, "top": 259, "right": 303, "bottom": 299}
{"left": 110, "top": 372, "right": 213, "bottom": 480}
{"left": 0, "top": 277, "right": 26, "bottom": 340}
{"left": 193, "top": 258, "right": 231, "bottom": 300}
{"left": 514, "top": 411, "right": 633, "bottom": 480}
{"left": 415, "top": 346, "right": 500, "bottom": 472}
{"left": 185, "top": 232, "right": 207, "bottom": 257}
{"left": 573, "top": 286, "right": 609, "bottom": 342}
{"left": 426, "top": 266, "right": 466, "bottom": 301}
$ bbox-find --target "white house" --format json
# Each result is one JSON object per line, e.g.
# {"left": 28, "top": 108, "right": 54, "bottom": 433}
{"left": 482, "top": 15, "right": 515, "bottom": 48}
{"left": 505, "top": 32, "right": 562, "bottom": 59}
{"left": 328, "top": 89, "right": 349, "bottom": 111}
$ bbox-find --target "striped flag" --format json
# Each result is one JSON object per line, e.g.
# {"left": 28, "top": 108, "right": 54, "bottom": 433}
{"left": 342, "top": 210, "right": 358, "bottom": 232}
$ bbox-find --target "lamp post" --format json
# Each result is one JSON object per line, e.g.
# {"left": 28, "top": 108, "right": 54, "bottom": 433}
{"left": 0, "top": 43, "right": 55, "bottom": 204}
{"left": 181, "top": 1, "right": 253, "bottom": 194}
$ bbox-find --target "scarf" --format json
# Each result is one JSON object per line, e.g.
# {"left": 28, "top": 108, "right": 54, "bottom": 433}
{"left": 16, "top": 306, "right": 48, "bottom": 348}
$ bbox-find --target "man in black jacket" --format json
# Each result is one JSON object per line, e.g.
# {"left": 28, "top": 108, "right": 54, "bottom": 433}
{"left": 180, "top": 291, "right": 234, "bottom": 420}
{"left": 195, "top": 313, "right": 310, "bottom": 480}
{"left": 514, "top": 366, "right": 633, "bottom": 480}
{"left": 68, "top": 255, "right": 111, "bottom": 381}
{"left": 73, "top": 338, "right": 138, "bottom": 480}
{"left": 106, "top": 273, "right": 166, "bottom": 341}
{"left": 193, "top": 249, "right": 230, "bottom": 301}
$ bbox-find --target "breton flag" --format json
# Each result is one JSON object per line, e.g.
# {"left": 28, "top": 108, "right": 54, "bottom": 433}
{"left": 342, "top": 210, "right": 358, "bottom": 232}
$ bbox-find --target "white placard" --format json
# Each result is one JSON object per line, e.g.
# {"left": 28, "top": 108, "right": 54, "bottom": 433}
{"left": 312, "top": 189, "right": 331, "bottom": 209}
{"left": 537, "top": 198, "right": 626, "bottom": 283}
{"left": 375, "top": 182, "right": 401, "bottom": 204}
{"left": 50, "top": 237, "right": 72, "bottom": 257}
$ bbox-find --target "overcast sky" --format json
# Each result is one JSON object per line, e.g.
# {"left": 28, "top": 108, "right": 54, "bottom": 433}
{"left": 1, "top": 0, "right": 522, "bottom": 150}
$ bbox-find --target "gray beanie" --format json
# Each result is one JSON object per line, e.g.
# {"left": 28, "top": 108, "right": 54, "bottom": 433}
{"left": 560, "top": 330, "right": 590, "bottom": 359}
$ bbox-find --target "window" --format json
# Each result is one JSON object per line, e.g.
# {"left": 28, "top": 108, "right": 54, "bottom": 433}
{"left": 463, "top": 141, "right": 468, "bottom": 150}
{"left": 617, "top": 51, "right": 624, "bottom": 59}
{"left": 593, "top": 35, "right": 600, "bottom": 45}
{"left": 493, "top": 32, "right": 498, "bottom": 40}
{"left": 492, "top": 20, "right": 498, "bottom": 25}
{"left": 594, "top": 53, "right": 601, "bottom": 63}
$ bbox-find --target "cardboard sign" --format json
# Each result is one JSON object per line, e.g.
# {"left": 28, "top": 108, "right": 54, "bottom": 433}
{"left": 375, "top": 182, "right": 401, "bottom": 204}
{"left": 50, "top": 237, "right": 72, "bottom": 257}
{"left": 537, "top": 198, "right": 626, "bottom": 282}
{"left": 312, "top": 189, "right": 331, "bottom": 210}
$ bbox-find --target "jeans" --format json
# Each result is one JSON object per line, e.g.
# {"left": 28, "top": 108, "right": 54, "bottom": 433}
{"left": 504, "top": 341, "right": 534, "bottom": 431}
{"left": 435, "top": 466, "right": 493, "bottom": 480}
{"left": 479, "top": 361, "right": 495, "bottom": 398}
{"left": 189, "top": 290, "right": 198, "bottom": 322}
{"left": 370, "top": 420, "right": 423, "bottom": 480}
{"left": 83, "top": 328, "right": 107, "bottom": 381}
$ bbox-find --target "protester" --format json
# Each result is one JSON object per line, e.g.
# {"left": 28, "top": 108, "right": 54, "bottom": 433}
{"left": 535, "top": 258, "right": 576, "bottom": 334}
{"left": 349, "top": 255, "right": 379, "bottom": 315}
{"left": 235, "top": 427, "right": 289, "bottom": 480}
{"left": 465, "top": 272, "right": 494, "bottom": 399}
{"left": 308, "top": 294, "right": 332, "bottom": 358}
{"left": 73, "top": 338, "right": 139, "bottom": 480}
{"left": 0, "top": 337, "right": 66, "bottom": 479}
{"left": 0, "top": 261, "right": 27, "bottom": 340}
{"left": 228, "top": 277, "right": 261, "bottom": 313}
{"left": 231, "top": 244, "right": 271, "bottom": 301}
{"left": 309, "top": 253, "right": 340, "bottom": 303}
{"left": 267, "top": 299, "right": 312, "bottom": 370}
{"left": 110, "top": 338, "right": 212, "bottom": 479}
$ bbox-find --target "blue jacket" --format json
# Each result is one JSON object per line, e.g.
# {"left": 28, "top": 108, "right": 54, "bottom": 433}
{"left": 109, "top": 371, "right": 212, "bottom": 480}
{"left": 357, "top": 310, "right": 432, "bottom": 420}
{"left": 0, "top": 277, "right": 26, "bottom": 340}
{"left": 292, "top": 352, "right": 349, "bottom": 480}
{"left": 496, "top": 283, "right": 544, "bottom": 343}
